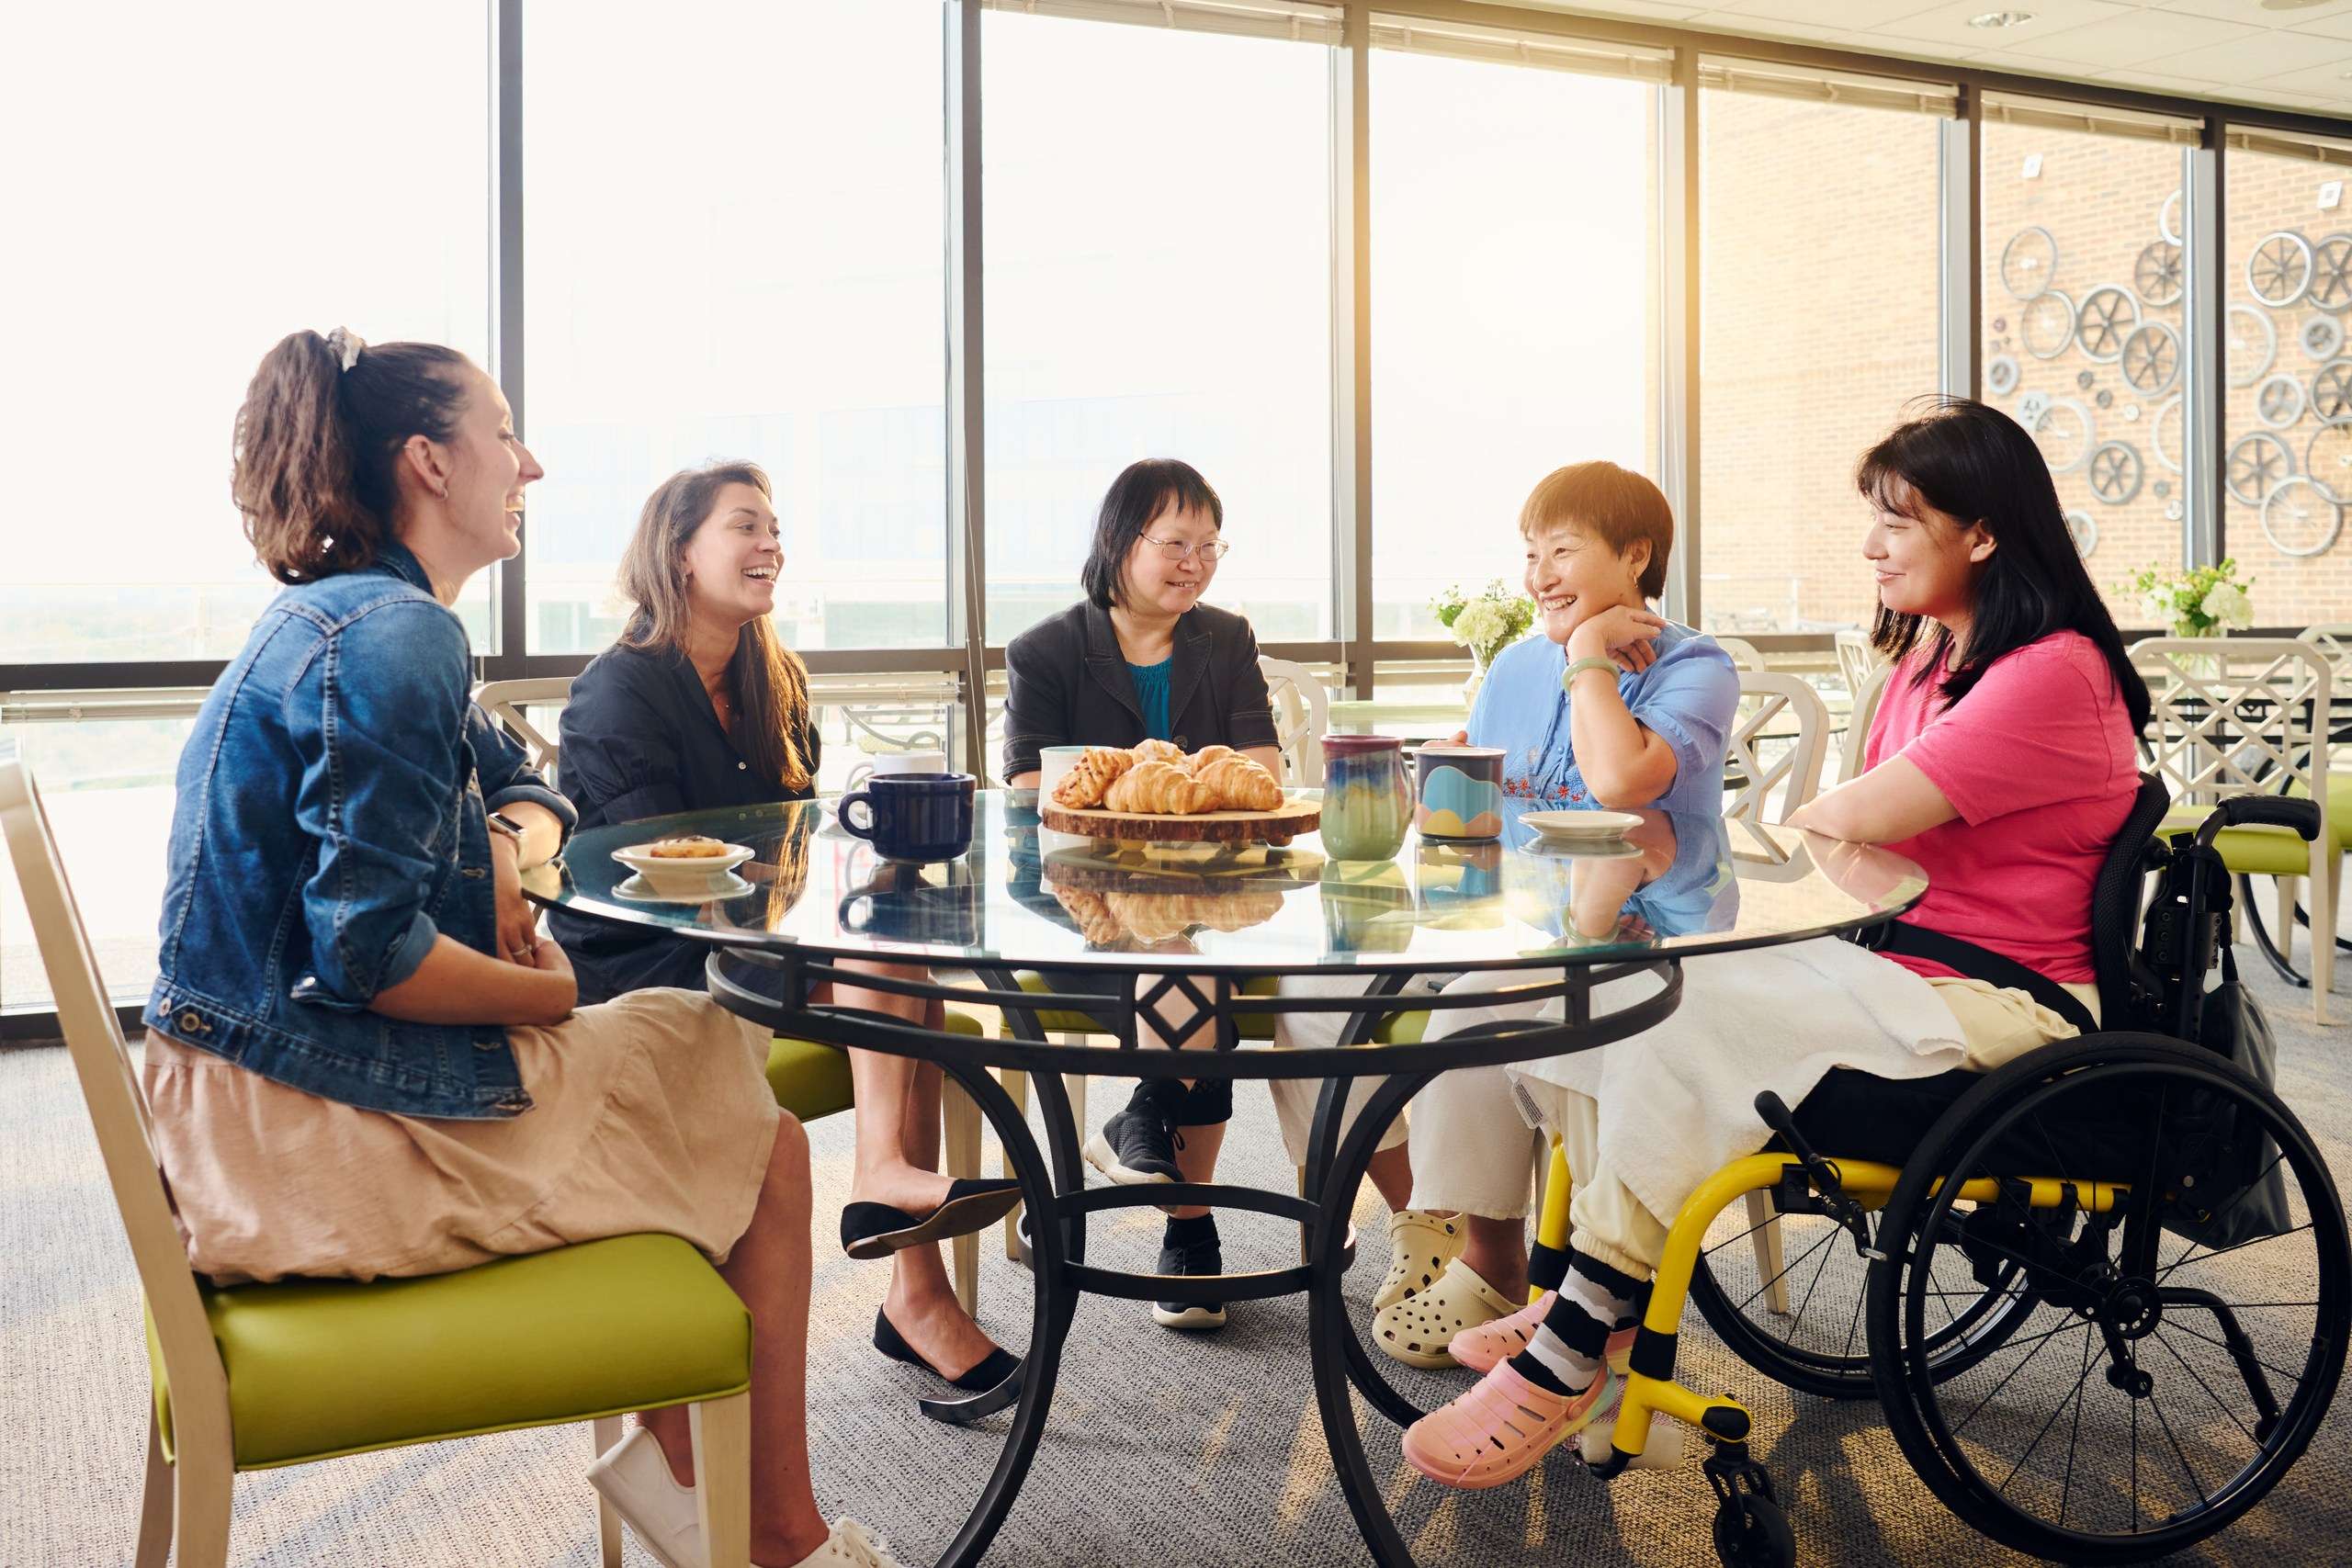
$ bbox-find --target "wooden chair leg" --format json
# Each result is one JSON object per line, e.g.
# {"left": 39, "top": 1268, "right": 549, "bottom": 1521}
{"left": 692, "top": 1393, "right": 753, "bottom": 1568}
{"left": 1746, "top": 1190, "right": 1792, "bottom": 1315}
{"left": 591, "top": 1416, "right": 625, "bottom": 1567}
{"left": 1000, "top": 1068, "right": 1029, "bottom": 1261}
{"left": 168, "top": 1434, "right": 233, "bottom": 1568}
{"left": 2313, "top": 856, "right": 2337, "bottom": 1026}
{"left": 134, "top": 1409, "right": 173, "bottom": 1568}
{"left": 2278, "top": 874, "right": 2301, "bottom": 976}
{"left": 944, "top": 1077, "right": 982, "bottom": 1315}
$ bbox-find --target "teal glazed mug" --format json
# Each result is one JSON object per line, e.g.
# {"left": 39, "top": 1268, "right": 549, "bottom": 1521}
{"left": 834, "top": 772, "right": 978, "bottom": 863}
{"left": 1318, "top": 735, "right": 1412, "bottom": 861}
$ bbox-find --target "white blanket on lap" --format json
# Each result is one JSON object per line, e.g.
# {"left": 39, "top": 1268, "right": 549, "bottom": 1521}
{"left": 1476, "top": 937, "right": 1966, "bottom": 1233}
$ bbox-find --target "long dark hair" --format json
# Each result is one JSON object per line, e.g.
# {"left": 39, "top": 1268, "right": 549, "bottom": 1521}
{"left": 617, "top": 461, "right": 815, "bottom": 793}
{"left": 231, "top": 330, "right": 474, "bottom": 583}
{"left": 1857, "top": 396, "right": 2150, "bottom": 734}
{"left": 1080, "top": 458, "right": 1223, "bottom": 610}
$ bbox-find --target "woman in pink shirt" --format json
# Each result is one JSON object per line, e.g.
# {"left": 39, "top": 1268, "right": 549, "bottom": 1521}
{"left": 1401, "top": 396, "right": 2152, "bottom": 1489}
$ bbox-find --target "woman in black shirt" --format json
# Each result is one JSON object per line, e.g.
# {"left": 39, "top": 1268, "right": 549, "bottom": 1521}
{"left": 558, "top": 462, "right": 1016, "bottom": 1397}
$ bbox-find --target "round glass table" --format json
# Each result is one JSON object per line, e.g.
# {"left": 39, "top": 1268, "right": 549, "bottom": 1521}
{"left": 528, "top": 791, "right": 1926, "bottom": 1567}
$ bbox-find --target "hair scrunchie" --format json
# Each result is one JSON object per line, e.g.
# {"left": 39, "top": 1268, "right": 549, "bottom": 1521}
{"left": 323, "top": 325, "right": 365, "bottom": 372}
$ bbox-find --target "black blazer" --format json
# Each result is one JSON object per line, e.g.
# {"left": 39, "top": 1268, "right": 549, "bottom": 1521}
{"left": 551, "top": 639, "right": 820, "bottom": 1003}
{"left": 1001, "top": 600, "right": 1279, "bottom": 782}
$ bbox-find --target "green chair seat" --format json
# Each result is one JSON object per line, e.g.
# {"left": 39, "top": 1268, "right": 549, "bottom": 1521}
{"left": 766, "top": 1007, "right": 981, "bottom": 1120}
{"left": 2160, "top": 785, "right": 2343, "bottom": 877}
{"left": 154, "top": 1233, "right": 751, "bottom": 1470}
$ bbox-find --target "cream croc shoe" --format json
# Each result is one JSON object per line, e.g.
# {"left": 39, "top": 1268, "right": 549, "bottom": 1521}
{"left": 585, "top": 1426, "right": 705, "bottom": 1568}
{"left": 786, "top": 1517, "right": 908, "bottom": 1568}
{"left": 1371, "top": 1258, "right": 1517, "bottom": 1368}
{"left": 1374, "top": 1209, "right": 1466, "bottom": 1313}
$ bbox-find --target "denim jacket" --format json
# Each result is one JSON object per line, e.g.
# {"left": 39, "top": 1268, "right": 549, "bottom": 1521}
{"left": 142, "top": 542, "right": 576, "bottom": 1119}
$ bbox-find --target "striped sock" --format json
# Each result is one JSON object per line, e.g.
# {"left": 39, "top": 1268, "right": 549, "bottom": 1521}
{"left": 1509, "top": 1252, "right": 1641, "bottom": 1396}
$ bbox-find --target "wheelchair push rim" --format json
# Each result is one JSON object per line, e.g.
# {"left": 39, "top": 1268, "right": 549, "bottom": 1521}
{"left": 1868, "top": 1034, "right": 2350, "bottom": 1564}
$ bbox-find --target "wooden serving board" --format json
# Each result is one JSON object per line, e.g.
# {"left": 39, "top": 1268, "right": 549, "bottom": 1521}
{"left": 1039, "top": 795, "right": 1320, "bottom": 844}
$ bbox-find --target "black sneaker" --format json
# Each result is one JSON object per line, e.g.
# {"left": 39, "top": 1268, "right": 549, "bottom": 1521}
{"left": 1151, "top": 1224, "right": 1227, "bottom": 1330}
{"left": 1084, "top": 1107, "right": 1182, "bottom": 1187}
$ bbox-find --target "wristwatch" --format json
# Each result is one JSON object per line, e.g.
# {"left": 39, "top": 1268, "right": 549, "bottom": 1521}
{"left": 485, "top": 810, "right": 526, "bottom": 842}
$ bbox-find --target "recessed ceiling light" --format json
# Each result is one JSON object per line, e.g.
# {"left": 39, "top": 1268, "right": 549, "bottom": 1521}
{"left": 1969, "top": 10, "right": 2034, "bottom": 28}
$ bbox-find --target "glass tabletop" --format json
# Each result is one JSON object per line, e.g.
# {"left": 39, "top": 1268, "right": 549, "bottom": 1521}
{"left": 527, "top": 791, "right": 1926, "bottom": 976}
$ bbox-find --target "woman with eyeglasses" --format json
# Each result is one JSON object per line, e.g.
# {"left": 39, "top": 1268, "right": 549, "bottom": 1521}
{"left": 1002, "top": 458, "right": 1282, "bottom": 1332}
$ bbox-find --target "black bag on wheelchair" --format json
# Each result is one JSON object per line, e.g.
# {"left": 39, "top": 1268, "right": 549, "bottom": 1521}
{"left": 2134, "top": 828, "right": 2292, "bottom": 1250}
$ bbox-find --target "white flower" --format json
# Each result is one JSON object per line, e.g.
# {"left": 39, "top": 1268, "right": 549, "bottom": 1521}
{"left": 1453, "top": 600, "right": 1507, "bottom": 654}
{"left": 2143, "top": 592, "right": 2175, "bottom": 626}
{"left": 2205, "top": 581, "right": 2254, "bottom": 629}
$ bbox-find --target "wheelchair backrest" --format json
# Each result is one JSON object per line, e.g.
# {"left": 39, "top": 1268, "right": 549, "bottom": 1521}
{"left": 2089, "top": 772, "right": 2172, "bottom": 1029}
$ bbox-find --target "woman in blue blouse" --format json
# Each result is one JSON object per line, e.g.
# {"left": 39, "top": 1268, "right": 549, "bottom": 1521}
{"left": 1279, "top": 461, "right": 1739, "bottom": 1368}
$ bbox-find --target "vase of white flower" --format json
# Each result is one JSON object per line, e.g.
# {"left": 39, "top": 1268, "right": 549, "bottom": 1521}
{"left": 1430, "top": 581, "right": 1536, "bottom": 705}
{"left": 2119, "top": 558, "right": 2256, "bottom": 641}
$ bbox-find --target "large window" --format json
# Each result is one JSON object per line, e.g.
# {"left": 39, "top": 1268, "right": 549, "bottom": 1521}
{"left": 1982, "top": 99, "right": 2201, "bottom": 620}
{"left": 524, "top": 0, "right": 948, "bottom": 656}
{"left": 1371, "top": 31, "right": 1660, "bottom": 639}
{"left": 1701, "top": 68, "right": 1947, "bottom": 635}
{"left": 2223, "top": 129, "right": 2352, "bottom": 628}
{"left": 981, "top": 9, "right": 1336, "bottom": 646}
{"left": 0, "top": 2, "right": 493, "bottom": 663}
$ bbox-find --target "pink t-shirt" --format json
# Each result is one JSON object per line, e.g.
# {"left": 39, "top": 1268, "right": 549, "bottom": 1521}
{"left": 1864, "top": 630, "right": 2139, "bottom": 984}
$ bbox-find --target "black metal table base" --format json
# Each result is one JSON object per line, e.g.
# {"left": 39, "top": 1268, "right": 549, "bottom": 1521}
{"left": 703, "top": 950, "right": 1683, "bottom": 1567}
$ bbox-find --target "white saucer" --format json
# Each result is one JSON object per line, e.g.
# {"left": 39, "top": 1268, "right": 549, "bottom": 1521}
{"left": 1520, "top": 809, "right": 1644, "bottom": 843}
{"left": 613, "top": 871, "right": 756, "bottom": 904}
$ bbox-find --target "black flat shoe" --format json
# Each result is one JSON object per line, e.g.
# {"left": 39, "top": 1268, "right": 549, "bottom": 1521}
{"left": 873, "top": 1307, "right": 1023, "bottom": 1393}
{"left": 840, "top": 1178, "right": 1024, "bottom": 1260}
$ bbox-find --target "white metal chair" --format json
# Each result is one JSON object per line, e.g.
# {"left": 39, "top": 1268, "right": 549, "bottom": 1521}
{"left": 0, "top": 761, "right": 761, "bottom": 1568}
{"left": 1713, "top": 636, "right": 1769, "bottom": 674}
{"left": 1258, "top": 655, "right": 1329, "bottom": 786}
{"left": 2131, "top": 637, "right": 2335, "bottom": 1022}
{"left": 1724, "top": 671, "right": 1829, "bottom": 827}
{"left": 1838, "top": 660, "right": 1894, "bottom": 786}
{"left": 472, "top": 676, "right": 574, "bottom": 781}
{"left": 1832, "top": 628, "right": 1882, "bottom": 700}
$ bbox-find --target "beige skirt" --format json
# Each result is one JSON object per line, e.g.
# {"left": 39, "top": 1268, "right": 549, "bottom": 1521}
{"left": 141, "top": 988, "right": 782, "bottom": 1285}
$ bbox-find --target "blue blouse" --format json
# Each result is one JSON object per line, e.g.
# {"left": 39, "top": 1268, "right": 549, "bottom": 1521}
{"left": 1466, "top": 621, "right": 1740, "bottom": 817}
{"left": 1127, "top": 657, "right": 1174, "bottom": 740}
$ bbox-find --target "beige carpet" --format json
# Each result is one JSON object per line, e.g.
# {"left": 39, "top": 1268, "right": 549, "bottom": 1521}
{"left": 6, "top": 937, "right": 2348, "bottom": 1567}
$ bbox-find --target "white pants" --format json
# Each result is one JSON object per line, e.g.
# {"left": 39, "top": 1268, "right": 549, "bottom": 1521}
{"left": 1266, "top": 973, "right": 1423, "bottom": 1168}
{"left": 1414, "top": 957, "right": 2095, "bottom": 1279}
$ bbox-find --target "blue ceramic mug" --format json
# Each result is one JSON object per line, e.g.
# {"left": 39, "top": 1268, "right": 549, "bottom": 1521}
{"left": 834, "top": 772, "right": 978, "bottom": 863}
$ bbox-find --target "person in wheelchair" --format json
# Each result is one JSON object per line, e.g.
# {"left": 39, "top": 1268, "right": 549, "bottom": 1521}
{"left": 1402, "top": 396, "right": 2154, "bottom": 1488}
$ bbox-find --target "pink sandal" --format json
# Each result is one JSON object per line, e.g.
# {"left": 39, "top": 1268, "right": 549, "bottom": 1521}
{"left": 1399, "top": 1359, "right": 1614, "bottom": 1490}
{"left": 1450, "top": 1292, "right": 1637, "bottom": 1377}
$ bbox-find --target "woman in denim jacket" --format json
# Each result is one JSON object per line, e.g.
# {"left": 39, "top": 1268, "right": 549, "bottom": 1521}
{"left": 139, "top": 328, "right": 902, "bottom": 1568}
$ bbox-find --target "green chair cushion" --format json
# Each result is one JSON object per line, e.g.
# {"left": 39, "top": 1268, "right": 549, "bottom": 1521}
{"left": 767, "top": 1007, "right": 981, "bottom": 1120}
{"left": 155, "top": 1232, "right": 752, "bottom": 1470}
{"left": 2159, "top": 802, "right": 2329, "bottom": 877}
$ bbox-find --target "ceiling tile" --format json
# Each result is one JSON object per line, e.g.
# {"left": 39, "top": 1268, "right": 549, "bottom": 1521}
{"left": 1700, "top": 0, "right": 1945, "bottom": 26}
{"left": 1930, "top": 7, "right": 2256, "bottom": 66}
{"left": 1510, "top": 1, "right": 1713, "bottom": 18}
{"left": 2156, "top": 0, "right": 2352, "bottom": 25}
{"left": 2138, "top": 28, "right": 2352, "bottom": 85}
{"left": 2246, "top": 59, "right": 2352, "bottom": 102}
{"left": 1876, "top": 0, "right": 2136, "bottom": 51}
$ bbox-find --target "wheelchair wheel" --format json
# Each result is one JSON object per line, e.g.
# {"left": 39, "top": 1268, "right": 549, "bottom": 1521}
{"left": 1691, "top": 1201, "right": 2038, "bottom": 1401}
{"left": 1869, "top": 1034, "right": 2350, "bottom": 1563}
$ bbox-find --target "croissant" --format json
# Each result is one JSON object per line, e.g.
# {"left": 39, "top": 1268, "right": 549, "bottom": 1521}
{"left": 1195, "top": 755, "right": 1283, "bottom": 812}
{"left": 1130, "top": 738, "right": 1186, "bottom": 765}
{"left": 1103, "top": 759, "right": 1218, "bottom": 815}
{"left": 1050, "top": 746, "right": 1137, "bottom": 808}
{"left": 1104, "top": 889, "right": 1285, "bottom": 942}
{"left": 1049, "top": 883, "right": 1124, "bottom": 945}
{"left": 1185, "top": 744, "right": 1236, "bottom": 773}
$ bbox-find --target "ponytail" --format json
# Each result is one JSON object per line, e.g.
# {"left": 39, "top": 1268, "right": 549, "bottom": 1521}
{"left": 232, "top": 329, "right": 472, "bottom": 583}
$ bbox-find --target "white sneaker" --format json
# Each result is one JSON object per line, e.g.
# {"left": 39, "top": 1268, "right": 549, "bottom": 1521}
{"left": 586, "top": 1426, "right": 706, "bottom": 1568}
{"left": 785, "top": 1517, "right": 908, "bottom": 1568}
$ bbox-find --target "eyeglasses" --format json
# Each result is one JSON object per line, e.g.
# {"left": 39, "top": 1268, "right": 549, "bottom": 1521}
{"left": 1138, "top": 534, "right": 1232, "bottom": 563}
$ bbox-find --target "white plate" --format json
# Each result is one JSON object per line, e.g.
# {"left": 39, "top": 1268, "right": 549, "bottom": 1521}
{"left": 610, "top": 841, "right": 756, "bottom": 897}
{"left": 613, "top": 871, "right": 757, "bottom": 904}
{"left": 1519, "top": 809, "right": 1644, "bottom": 843}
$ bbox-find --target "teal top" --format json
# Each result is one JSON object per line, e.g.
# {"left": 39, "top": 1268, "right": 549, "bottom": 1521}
{"left": 1127, "top": 658, "right": 1173, "bottom": 740}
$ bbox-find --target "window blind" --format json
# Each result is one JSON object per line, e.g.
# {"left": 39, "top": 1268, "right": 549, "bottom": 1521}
{"left": 978, "top": 0, "right": 1341, "bottom": 45}
{"left": 1984, "top": 94, "right": 2201, "bottom": 147}
{"left": 1368, "top": 15, "right": 1669, "bottom": 83}
{"left": 1698, "top": 58, "right": 1956, "bottom": 119}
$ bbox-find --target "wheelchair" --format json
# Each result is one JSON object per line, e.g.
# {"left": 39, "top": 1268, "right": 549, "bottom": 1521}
{"left": 1461, "top": 778, "right": 2349, "bottom": 1565}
